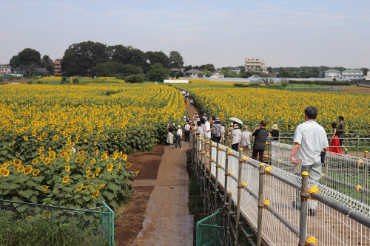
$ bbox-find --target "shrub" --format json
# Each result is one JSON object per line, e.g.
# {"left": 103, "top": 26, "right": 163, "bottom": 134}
{"left": 125, "top": 74, "right": 145, "bottom": 83}
{"left": 289, "top": 80, "right": 350, "bottom": 86}
{"left": 36, "top": 80, "right": 43, "bottom": 84}
{"left": 72, "top": 77, "right": 79, "bottom": 84}
{"left": 27, "top": 81, "right": 33, "bottom": 84}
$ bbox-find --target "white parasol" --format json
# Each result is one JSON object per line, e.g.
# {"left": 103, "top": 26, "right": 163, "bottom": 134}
{"left": 229, "top": 117, "right": 243, "bottom": 125}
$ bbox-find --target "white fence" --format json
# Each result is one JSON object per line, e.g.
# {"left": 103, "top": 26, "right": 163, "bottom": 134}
{"left": 194, "top": 137, "right": 370, "bottom": 245}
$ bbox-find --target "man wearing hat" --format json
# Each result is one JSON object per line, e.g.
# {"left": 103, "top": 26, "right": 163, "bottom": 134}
{"left": 270, "top": 124, "right": 279, "bottom": 141}
{"left": 175, "top": 125, "right": 183, "bottom": 149}
{"left": 210, "top": 118, "right": 222, "bottom": 143}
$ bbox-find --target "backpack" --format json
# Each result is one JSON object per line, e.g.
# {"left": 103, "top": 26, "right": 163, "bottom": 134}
{"left": 212, "top": 124, "right": 221, "bottom": 137}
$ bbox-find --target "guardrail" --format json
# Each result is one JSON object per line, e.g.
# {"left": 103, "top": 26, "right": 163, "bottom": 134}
{"left": 191, "top": 132, "right": 370, "bottom": 245}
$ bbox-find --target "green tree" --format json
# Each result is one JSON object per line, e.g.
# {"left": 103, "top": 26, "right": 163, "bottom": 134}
{"left": 267, "top": 67, "right": 273, "bottom": 73}
{"left": 62, "top": 41, "right": 108, "bottom": 76}
{"left": 361, "top": 67, "right": 369, "bottom": 76}
{"left": 42, "top": 55, "right": 54, "bottom": 74}
{"left": 146, "top": 51, "right": 169, "bottom": 68}
{"left": 199, "top": 64, "right": 215, "bottom": 72}
{"left": 18, "top": 48, "right": 41, "bottom": 67}
{"left": 201, "top": 69, "right": 211, "bottom": 77}
{"left": 9, "top": 55, "right": 20, "bottom": 68}
{"left": 169, "top": 51, "right": 184, "bottom": 69}
{"left": 146, "top": 63, "right": 169, "bottom": 82}
{"left": 91, "top": 62, "right": 143, "bottom": 77}
{"left": 184, "top": 65, "right": 192, "bottom": 71}
{"left": 125, "top": 74, "right": 145, "bottom": 83}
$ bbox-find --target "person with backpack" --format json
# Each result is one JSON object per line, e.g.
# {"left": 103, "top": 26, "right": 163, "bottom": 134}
{"left": 252, "top": 120, "right": 270, "bottom": 162}
{"left": 210, "top": 118, "right": 222, "bottom": 143}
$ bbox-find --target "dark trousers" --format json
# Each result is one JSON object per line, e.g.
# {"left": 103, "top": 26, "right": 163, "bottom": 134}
{"left": 176, "top": 137, "right": 182, "bottom": 149}
{"left": 338, "top": 138, "right": 344, "bottom": 146}
{"left": 185, "top": 131, "right": 190, "bottom": 142}
{"left": 232, "top": 143, "right": 239, "bottom": 151}
{"left": 214, "top": 136, "right": 221, "bottom": 143}
{"left": 252, "top": 149, "right": 264, "bottom": 163}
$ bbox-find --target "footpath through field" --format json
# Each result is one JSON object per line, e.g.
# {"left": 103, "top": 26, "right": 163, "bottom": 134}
{"left": 133, "top": 141, "right": 193, "bottom": 245}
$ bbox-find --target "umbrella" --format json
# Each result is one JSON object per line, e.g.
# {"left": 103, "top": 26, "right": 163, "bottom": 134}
{"left": 229, "top": 117, "right": 243, "bottom": 125}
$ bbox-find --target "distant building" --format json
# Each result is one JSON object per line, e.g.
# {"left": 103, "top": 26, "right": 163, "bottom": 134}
{"left": 366, "top": 71, "right": 370, "bottom": 81}
{"left": 0, "top": 65, "right": 12, "bottom": 75}
{"left": 245, "top": 57, "right": 267, "bottom": 74}
{"left": 342, "top": 69, "right": 363, "bottom": 80}
{"left": 229, "top": 69, "right": 241, "bottom": 75}
{"left": 54, "top": 58, "right": 62, "bottom": 76}
{"left": 34, "top": 68, "right": 50, "bottom": 75}
{"left": 211, "top": 71, "right": 224, "bottom": 78}
{"left": 184, "top": 69, "right": 205, "bottom": 78}
{"left": 324, "top": 69, "right": 341, "bottom": 79}
{"left": 13, "top": 68, "right": 27, "bottom": 75}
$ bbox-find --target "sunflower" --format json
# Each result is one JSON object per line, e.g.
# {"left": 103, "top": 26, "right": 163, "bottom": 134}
{"left": 107, "top": 164, "right": 113, "bottom": 172}
{"left": 61, "top": 152, "right": 66, "bottom": 157}
{"left": 36, "top": 138, "right": 41, "bottom": 143}
{"left": 96, "top": 149, "right": 99, "bottom": 155}
{"left": 101, "top": 153, "right": 107, "bottom": 161}
{"left": 0, "top": 168, "right": 6, "bottom": 174}
{"left": 41, "top": 185, "right": 49, "bottom": 193}
{"left": 3, "top": 170, "right": 9, "bottom": 177}
{"left": 78, "top": 150, "right": 84, "bottom": 156}
{"left": 13, "top": 159, "right": 22, "bottom": 165}
{"left": 40, "top": 146, "right": 44, "bottom": 151}
{"left": 122, "top": 154, "right": 128, "bottom": 161}
{"left": 94, "top": 141, "right": 97, "bottom": 146}
{"left": 32, "top": 169, "right": 40, "bottom": 176}
{"left": 24, "top": 166, "right": 32, "bottom": 175}
{"left": 37, "top": 150, "right": 42, "bottom": 155}
{"left": 62, "top": 176, "right": 69, "bottom": 183}
{"left": 43, "top": 212, "right": 51, "bottom": 219}
{"left": 42, "top": 133, "right": 48, "bottom": 138}
{"left": 65, "top": 166, "right": 70, "bottom": 172}
{"left": 17, "top": 165, "right": 25, "bottom": 172}
{"left": 92, "top": 190, "right": 100, "bottom": 198}
{"left": 32, "top": 159, "right": 38, "bottom": 165}
{"left": 86, "top": 166, "right": 91, "bottom": 173}
{"left": 135, "top": 170, "right": 139, "bottom": 176}
{"left": 84, "top": 139, "right": 87, "bottom": 143}
{"left": 26, "top": 216, "right": 32, "bottom": 220}
{"left": 99, "top": 184, "right": 106, "bottom": 189}
{"left": 66, "top": 149, "right": 72, "bottom": 155}
{"left": 77, "top": 184, "right": 84, "bottom": 191}
{"left": 50, "top": 154, "right": 56, "bottom": 160}
{"left": 32, "top": 132, "right": 36, "bottom": 136}
{"left": 117, "top": 164, "right": 121, "bottom": 170}
{"left": 75, "top": 157, "right": 83, "bottom": 163}
{"left": 40, "top": 154, "right": 45, "bottom": 161}
{"left": 91, "top": 158, "right": 96, "bottom": 165}
{"left": 95, "top": 168, "right": 101, "bottom": 176}
{"left": 87, "top": 173, "right": 95, "bottom": 179}
{"left": 85, "top": 185, "right": 92, "bottom": 191}
{"left": 125, "top": 162, "right": 132, "bottom": 168}
{"left": 2, "top": 164, "right": 7, "bottom": 169}
{"left": 65, "top": 156, "right": 70, "bottom": 162}
{"left": 44, "top": 157, "right": 51, "bottom": 165}
{"left": 79, "top": 163, "right": 85, "bottom": 167}
{"left": 24, "top": 136, "right": 28, "bottom": 141}
{"left": 113, "top": 154, "right": 118, "bottom": 160}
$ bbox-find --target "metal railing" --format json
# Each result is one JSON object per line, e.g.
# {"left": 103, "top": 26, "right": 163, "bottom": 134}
{"left": 0, "top": 199, "right": 114, "bottom": 246}
{"left": 190, "top": 132, "right": 370, "bottom": 245}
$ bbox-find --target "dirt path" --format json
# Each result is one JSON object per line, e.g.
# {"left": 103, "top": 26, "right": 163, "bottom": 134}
{"left": 133, "top": 142, "right": 193, "bottom": 246}
{"left": 185, "top": 98, "right": 200, "bottom": 122}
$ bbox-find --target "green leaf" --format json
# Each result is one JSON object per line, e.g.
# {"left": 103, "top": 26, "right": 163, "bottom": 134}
{"left": 18, "top": 189, "right": 34, "bottom": 199}
{"left": 107, "top": 182, "right": 120, "bottom": 191}
{"left": 1, "top": 150, "right": 7, "bottom": 155}
{"left": 7, "top": 183, "right": 20, "bottom": 189}
{"left": 103, "top": 191, "right": 114, "bottom": 200}
{"left": 82, "top": 195, "right": 91, "bottom": 202}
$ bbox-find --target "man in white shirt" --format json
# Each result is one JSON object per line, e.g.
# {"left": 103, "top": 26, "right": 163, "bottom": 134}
{"left": 290, "top": 106, "right": 328, "bottom": 216}
{"left": 204, "top": 117, "right": 212, "bottom": 140}
{"left": 175, "top": 125, "right": 183, "bottom": 149}
{"left": 184, "top": 122, "right": 191, "bottom": 142}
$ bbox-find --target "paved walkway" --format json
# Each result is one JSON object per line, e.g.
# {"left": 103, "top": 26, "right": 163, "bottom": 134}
{"left": 133, "top": 142, "right": 193, "bottom": 246}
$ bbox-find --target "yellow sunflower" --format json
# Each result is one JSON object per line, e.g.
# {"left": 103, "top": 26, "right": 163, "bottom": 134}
{"left": 92, "top": 190, "right": 100, "bottom": 198}
{"left": 24, "top": 136, "right": 28, "bottom": 141}
{"left": 122, "top": 154, "right": 127, "bottom": 161}
{"left": 86, "top": 166, "right": 91, "bottom": 173}
{"left": 62, "top": 176, "right": 69, "bottom": 183}
{"left": 32, "top": 169, "right": 40, "bottom": 176}
{"left": 99, "top": 184, "right": 106, "bottom": 189}
{"left": 65, "top": 166, "right": 70, "bottom": 172}
{"left": 91, "top": 158, "right": 96, "bottom": 165}
{"left": 95, "top": 168, "right": 101, "bottom": 176}
{"left": 125, "top": 162, "right": 132, "bottom": 168}
{"left": 87, "top": 173, "right": 95, "bottom": 179}
{"left": 3, "top": 170, "right": 9, "bottom": 177}
{"left": 24, "top": 166, "right": 32, "bottom": 175}
{"left": 117, "top": 164, "right": 121, "bottom": 170}
{"left": 85, "top": 185, "right": 92, "bottom": 191}
{"left": 135, "top": 170, "right": 139, "bottom": 176}
{"left": 17, "top": 165, "right": 25, "bottom": 172}
{"left": 32, "top": 159, "right": 38, "bottom": 165}
{"left": 107, "top": 164, "right": 113, "bottom": 172}
{"left": 77, "top": 184, "right": 84, "bottom": 191}
{"left": 65, "top": 156, "right": 70, "bottom": 162}
{"left": 13, "top": 159, "right": 22, "bottom": 165}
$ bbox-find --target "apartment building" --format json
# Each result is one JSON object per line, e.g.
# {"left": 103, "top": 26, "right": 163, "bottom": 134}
{"left": 245, "top": 57, "right": 267, "bottom": 74}
{"left": 53, "top": 58, "right": 62, "bottom": 76}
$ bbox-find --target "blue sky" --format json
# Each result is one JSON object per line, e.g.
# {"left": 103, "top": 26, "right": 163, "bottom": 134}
{"left": 0, "top": 0, "right": 369, "bottom": 68}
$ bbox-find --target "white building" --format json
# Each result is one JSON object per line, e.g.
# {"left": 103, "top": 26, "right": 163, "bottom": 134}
{"left": 245, "top": 57, "right": 267, "bottom": 74}
{"left": 211, "top": 71, "right": 224, "bottom": 78}
{"left": 184, "top": 69, "right": 205, "bottom": 78}
{"left": 0, "top": 65, "right": 12, "bottom": 76}
{"left": 366, "top": 71, "right": 370, "bottom": 81}
{"left": 342, "top": 69, "right": 363, "bottom": 80}
{"left": 324, "top": 69, "right": 341, "bottom": 79}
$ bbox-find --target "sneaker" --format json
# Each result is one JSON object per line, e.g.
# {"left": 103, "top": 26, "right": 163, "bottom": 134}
{"left": 180, "top": 148, "right": 182, "bottom": 149}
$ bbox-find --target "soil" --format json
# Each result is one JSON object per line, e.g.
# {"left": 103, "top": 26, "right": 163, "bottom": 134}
{"left": 127, "top": 145, "right": 165, "bottom": 180}
{"left": 0, "top": 78, "right": 35, "bottom": 85}
{"left": 114, "top": 145, "right": 165, "bottom": 246}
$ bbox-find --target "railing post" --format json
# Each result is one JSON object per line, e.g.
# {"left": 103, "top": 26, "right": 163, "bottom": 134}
{"left": 324, "top": 151, "right": 329, "bottom": 186}
{"left": 224, "top": 147, "right": 230, "bottom": 205}
{"left": 257, "top": 163, "right": 265, "bottom": 246}
{"left": 299, "top": 172, "right": 309, "bottom": 246}
{"left": 357, "top": 135, "right": 359, "bottom": 157}
{"left": 268, "top": 140, "right": 271, "bottom": 165}
{"left": 234, "top": 148, "right": 244, "bottom": 245}
{"left": 362, "top": 162, "right": 368, "bottom": 204}
{"left": 227, "top": 191, "right": 232, "bottom": 246}
{"left": 215, "top": 142, "right": 220, "bottom": 191}
{"left": 203, "top": 139, "right": 208, "bottom": 214}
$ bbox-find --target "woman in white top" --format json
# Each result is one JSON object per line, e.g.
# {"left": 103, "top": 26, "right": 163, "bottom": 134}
{"left": 240, "top": 125, "right": 252, "bottom": 157}
{"left": 231, "top": 124, "right": 242, "bottom": 151}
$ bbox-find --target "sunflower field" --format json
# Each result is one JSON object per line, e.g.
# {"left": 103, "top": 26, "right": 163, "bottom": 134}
{"left": 0, "top": 83, "right": 185, "bottom": 208}
{"left": 188, "top": 87, "right": 370, "bottom": 133}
